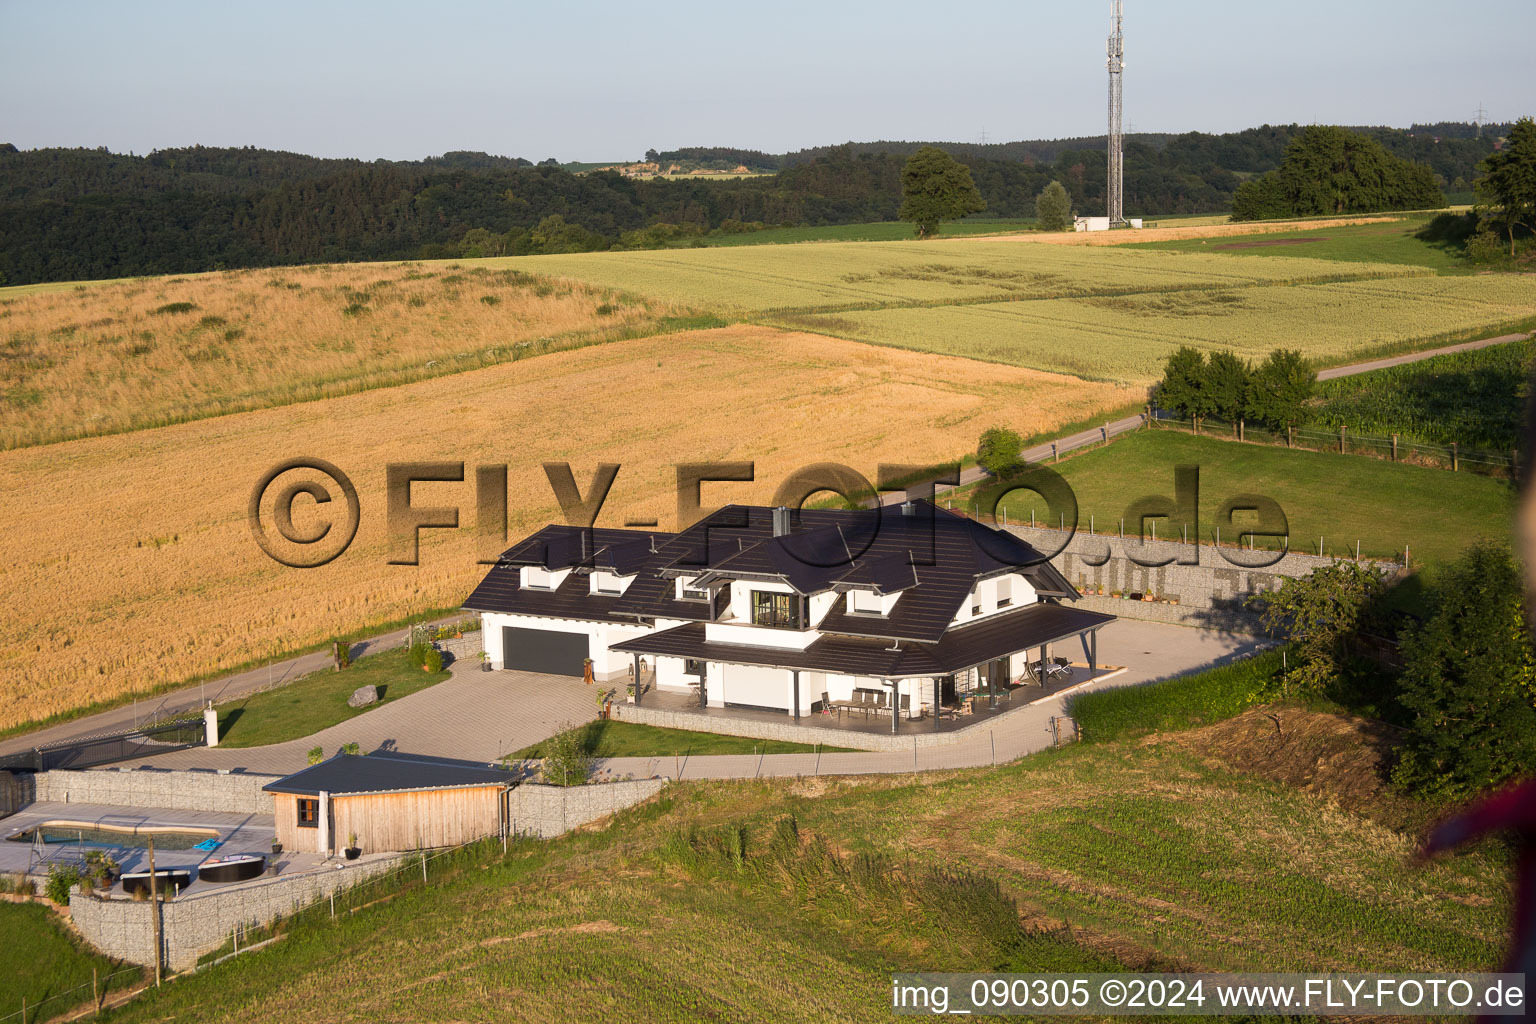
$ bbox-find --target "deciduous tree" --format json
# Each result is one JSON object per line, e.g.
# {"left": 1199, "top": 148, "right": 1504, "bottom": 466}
{"left": 1034, "top": 180, "right": 1072, "bottom": 231}
{"left": 899, "top": 147, "right": 985, "bottom": 238}
{"left": 1475, "top": 116, "right": 1536, "bottom": 257}
{"left": 976, "top": 426, "right": 1025, "bottom": 475}
{"left": 1153, "top": 346, "right": 1211, "bottom": 421}
{"left": 1246, "top": 348, "right": 1315, "bottom": 428}
{"left": 1250, "top": 560, "right": 1387, "bottom": 695}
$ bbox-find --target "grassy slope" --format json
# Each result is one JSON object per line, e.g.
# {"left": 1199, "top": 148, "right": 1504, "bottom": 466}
{"left": 97, "top": 733, "right": 1508, "bottom": 1024}
{"left": 1127, "top": 215, "right": 1468, "bottom": 272}
{"left": 0, "top": 901, "right": 138, "bottom": 1017}
{"left": 678, "top": 219, "right": 1038, "bottom": 247}
{"left": 511, "top": 720, "right": 855, "bottom": 758}
{"left": 977, "top": 429, "right": 1514, "bottom": 564}
{"left": 214, "top": 647, "right": 450, "bottom": 749}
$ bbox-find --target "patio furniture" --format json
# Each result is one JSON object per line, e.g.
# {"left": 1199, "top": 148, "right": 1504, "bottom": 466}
{"left": 199, "top": 855, "right": 266, "bottom": 884}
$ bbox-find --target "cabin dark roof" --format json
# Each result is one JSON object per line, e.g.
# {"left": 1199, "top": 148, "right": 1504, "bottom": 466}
{"left": 464, "top": 501, "right": 1080, "bottom": 643}
{"left": 611, "top": 603, "right": 1113, "bottom": 677}
{"left": 262, "top": 754, "right": 511, "bottom": 797}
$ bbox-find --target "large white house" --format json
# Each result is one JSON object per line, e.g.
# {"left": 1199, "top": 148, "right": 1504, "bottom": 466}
{"left": 464, "top": 501, "right": 1112, "bottom": 732}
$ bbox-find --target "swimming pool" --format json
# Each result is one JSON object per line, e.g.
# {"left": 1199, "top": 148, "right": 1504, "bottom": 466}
{"left": 6, "top": 821, "right": 221, "bottom": 850}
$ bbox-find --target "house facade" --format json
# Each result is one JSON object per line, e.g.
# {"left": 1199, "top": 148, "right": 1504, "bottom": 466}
{"left": 464, "top": 501, "right": 1113, "bottom": 730}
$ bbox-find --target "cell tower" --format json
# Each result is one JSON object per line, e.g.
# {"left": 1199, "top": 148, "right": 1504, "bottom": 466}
{"left": 1106, "top": 0, "right": 1125, "bottom": 225}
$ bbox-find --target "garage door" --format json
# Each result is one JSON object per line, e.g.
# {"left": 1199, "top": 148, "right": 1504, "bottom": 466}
{"left": 501, "top": 626, "right": 589, "bottom": 676}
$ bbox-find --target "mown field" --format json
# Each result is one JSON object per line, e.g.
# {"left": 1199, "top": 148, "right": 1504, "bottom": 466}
{"left": 1312, "top": 337, "right": 1533, "bottom": 450}
{"left": 0, "top": 900, "right": 139, "bottom": 1020}
{"left": 0, "top": 325, "right": 1137, "bottom": 733}
{"left": 514, "top": 237, "right": 1424, "bottom": 315}
{"left": 0, "top": 261, "right": 680, "bottom": 449}
{"left": 976, "top": 430, "right": 1515, "bottom": 564}
{"left": 96, "top": 729, "right": 1509, "bottom": 1023}
{"left": 778, "top": 275, "right": 1536, "bottom": 383}
{"left": 679, "top": 218, "right": 1039, "bottom": 247}
{"left": 1129, "top": 214, "right": 1471, "bottom": 272}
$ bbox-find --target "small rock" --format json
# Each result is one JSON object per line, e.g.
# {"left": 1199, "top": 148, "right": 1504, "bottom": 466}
{"left": 347, "top": 685, "right": 379, "bottom": 709}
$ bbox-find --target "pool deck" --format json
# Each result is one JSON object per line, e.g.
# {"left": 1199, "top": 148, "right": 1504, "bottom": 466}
{"left": 1, "top": 801, "right": 343, "bottom": 896}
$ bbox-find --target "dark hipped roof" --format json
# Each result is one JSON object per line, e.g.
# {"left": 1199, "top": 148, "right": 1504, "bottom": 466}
{"left": 611, "top": 603, "right": 1113, "bottom": 678}
{"left": 262, "top": 753, "right": 511, "bottom": 797}
{"left": 464, "top": 502, "right": 1081, "bottom": 644}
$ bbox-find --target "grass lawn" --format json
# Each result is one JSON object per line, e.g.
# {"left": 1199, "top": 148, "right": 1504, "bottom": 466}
{"left": 1129, "top": 214, "right": 1470, "bottom": 273}
{"left": 95, "top": 717, "right": 1508, "bottom": 1023}
{"left": 0, "top": 901, "right": 139, "bottom": 1018}
{"left": 215, "top": 647, "right": 450, "bottom": 748}
{"left": 512, "top": 720, "right": 856, "bottom": 758}
{"left": 966, "top": 429, "right": 1514, "bottom": 565}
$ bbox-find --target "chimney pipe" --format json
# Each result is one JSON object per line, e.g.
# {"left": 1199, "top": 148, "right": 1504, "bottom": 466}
{"left": 901, "top": 500, "right": 917, "bottom": 517}
{"left": 772, "top": 506, "right": 792, "bottom": 537}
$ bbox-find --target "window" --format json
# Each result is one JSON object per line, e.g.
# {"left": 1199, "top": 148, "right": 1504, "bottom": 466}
{"left": 849, "top": 589, "right": 883, "bottom": 615}
{"left": 524, "top": 566, "right": 554, "bottom": 590}
{"left": 970, "top": 590, "right": 982, "bottom": 615}
{"left": 592, "top": 571, "right": 622, "bottom": 595}
{"left": 296, "top": 798, "right": 318, "bottom": 829}
{"left": 751, "top": 590, "right": 805, "bottom": 629}
{"left": 680, "top": 578, "right": 709, "bottom": 602}
{"left": 684, "top": 658, "right": 706, "bottom": 677}
{"left": 996, "top": 577, "right": 1013, "bottom": 608}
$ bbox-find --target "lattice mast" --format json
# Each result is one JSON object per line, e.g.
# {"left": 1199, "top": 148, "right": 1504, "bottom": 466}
{"left": 1107, "top": 0, "right": 1125, "bottom": 225}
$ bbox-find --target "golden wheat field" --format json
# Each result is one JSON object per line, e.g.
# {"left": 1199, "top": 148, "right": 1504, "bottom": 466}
{"left": 0, "top": 325, "right": 1138, "bottom": 731}
{"left": 0, "top": 261, "right": 671, "bottom": 449}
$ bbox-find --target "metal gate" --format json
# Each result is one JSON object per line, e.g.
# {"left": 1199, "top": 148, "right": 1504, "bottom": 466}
{"left": 0, "top": 715, "right": 207, "bottom": 773}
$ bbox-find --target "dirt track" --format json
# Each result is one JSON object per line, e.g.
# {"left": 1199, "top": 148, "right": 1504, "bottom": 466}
{"left": 967, "top": 215, "right": 1403, "bottom": 246}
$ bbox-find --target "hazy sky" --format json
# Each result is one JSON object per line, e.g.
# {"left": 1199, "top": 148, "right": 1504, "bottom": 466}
{"left": 3, "top": 0, "right": 1532, "bottom": 162}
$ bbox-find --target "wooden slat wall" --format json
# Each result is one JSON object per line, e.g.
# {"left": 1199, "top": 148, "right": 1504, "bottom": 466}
{"left": 273, "top": 792, "right": 326, "bottom": 854}
{"left": 332, "top": 786, "right": 503, "bottom": 853}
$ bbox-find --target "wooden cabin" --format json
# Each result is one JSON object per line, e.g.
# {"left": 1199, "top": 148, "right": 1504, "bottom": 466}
{"left": 264, "top": 753, "right": 513, "bottom": 855}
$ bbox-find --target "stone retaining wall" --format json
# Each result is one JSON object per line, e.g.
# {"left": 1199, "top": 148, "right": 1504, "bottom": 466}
{"left": 0, "top": 771, "right": 27, "bottom": 819}
{"left": 70, "top": 855, "right": 402, "bottom": 971}
{"left": 1004, "top": 525, "right": 1401, "bottom": 632}
{"left": 32, "top": 768, "right": 279, "bottom": 816}
{"left": 505, "top": 779, "right": 666, "bottom": 838}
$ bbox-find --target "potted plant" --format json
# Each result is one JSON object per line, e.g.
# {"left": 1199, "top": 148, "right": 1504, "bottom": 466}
{"left": 478, "top": 650, "right": 491, "bottom": 673}
{"left": 1110, "top": 589, "right": 1122, "bottom": 599}
{"left": 1142, "top": 591, "right": 1156, "bottom": 602}
{"left": 271, "top": 835, "right": 283, "bottom": 855}
{"left": 625, "top": 682, "right": 636, "bottom": 704}
{"left": 344, "top": 833, "right": 361, "bottom": 860}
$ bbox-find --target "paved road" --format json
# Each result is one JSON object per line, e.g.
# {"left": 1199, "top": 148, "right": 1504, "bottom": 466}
{"left": 125, "top": 619, "right": 1260, "bottom": 779}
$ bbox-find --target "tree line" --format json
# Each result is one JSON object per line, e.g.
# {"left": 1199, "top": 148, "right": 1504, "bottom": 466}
{"left": 0, "top": 121, "right": 1509, "bottom": 285}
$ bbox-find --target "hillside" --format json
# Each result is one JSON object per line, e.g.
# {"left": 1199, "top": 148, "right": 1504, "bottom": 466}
{"left": 0, "top": 122, "right": 1502, "bottom": 286}
{"left": 92, "top": 724, "right": 1509, "bottom": 1023}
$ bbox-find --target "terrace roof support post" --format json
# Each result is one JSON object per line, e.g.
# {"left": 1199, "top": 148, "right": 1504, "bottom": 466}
{"left": 632, "top": 653, "right": 642, "bottom": 706}
{"left": 791, "top": 670, "right": 800, "bottom": 721}
{"left": 1090, "top": 630, "right": 1098, "bottom": 677}
{"left": 933, "top": 676, "right": 941, "bottom": 732}
{"left": 1039, "top": 645, "right": 1047, "bottom": 695}
{"left": 889, "top": 680, "right": 899, "bottom": 735}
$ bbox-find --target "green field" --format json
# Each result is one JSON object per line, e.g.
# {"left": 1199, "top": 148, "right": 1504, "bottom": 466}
{"left": 1313, "top": 337, "right": 1534, "bottom": 450}
{"left": 95, "top": 718, "right": 1507, "bottom": 1023}
{"left": 972, "top": 430, "right": 1514, "bottom": 564}
{"left": 214, "top": 646, "right": 450, "bottom": 748}
{"left": 511, "top": 238, "right": 1424, "bottom": 316}
{"left": 512, "top": 720, "right": 855, "bottom": 758}
{"left": 1130, "top": 215, "right": 1472, "bottom": 272}
{"left": 780, "top": 275, "right": 1536, "bottom": 383}
{"left": 0, "top": 901, "right": 139, "bottom": 1020}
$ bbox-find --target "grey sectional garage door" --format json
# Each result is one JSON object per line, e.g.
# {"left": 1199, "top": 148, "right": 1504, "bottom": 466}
{"left": 501, "top": 626, "right": 589, "bottom": 676}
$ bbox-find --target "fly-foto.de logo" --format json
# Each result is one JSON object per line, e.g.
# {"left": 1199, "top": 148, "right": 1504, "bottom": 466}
{"left": 247, "top": 458, "right": 1291, "bottom": 570}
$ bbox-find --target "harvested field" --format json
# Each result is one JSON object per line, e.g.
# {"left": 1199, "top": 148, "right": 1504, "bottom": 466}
{"left": 778, "top": 274, "right": 1536, "bottom": 383}
{"left": 0, "top": 261, "right": 672, "bottom": 449}
{"left": 1213, "top": 237, "right": 1324, "bottom": 249}
{"left": 0, "top": 325, "right": 1137, "bottom": 731}
{"left": 983, "top": 215, "right": 1407, "bottom": 246}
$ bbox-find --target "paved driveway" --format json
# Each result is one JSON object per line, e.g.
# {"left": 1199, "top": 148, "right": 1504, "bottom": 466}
{"left": 131, "top": 664, "right": 597, "bottom": 775}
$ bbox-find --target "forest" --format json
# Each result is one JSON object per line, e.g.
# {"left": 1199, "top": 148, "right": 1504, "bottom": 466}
{"left": 0, "top": 122, "right": 1507, "bottom": 285}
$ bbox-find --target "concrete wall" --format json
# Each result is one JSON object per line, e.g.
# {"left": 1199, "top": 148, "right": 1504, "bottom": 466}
{"left": 32, "top": 769, "right": 279, "bottom": 816}
{"left": 505, "top": 779, "right": 666, "bottom": 839}
{"left": 70, "top": 855, "right": 401, "bottom": 971}
{"left": 1004, "top": 525, "right": 1401, "bottom": 632}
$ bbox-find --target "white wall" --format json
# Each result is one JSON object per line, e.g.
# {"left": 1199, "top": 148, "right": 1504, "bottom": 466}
{"left": 479, "top": 611, "right": 648, "bottom": 680}
{"left": 949, "top": 573, "right": 1038, "bottom": 627}
{"left": 589, "top": 571, "right": 633, "bottom": 596}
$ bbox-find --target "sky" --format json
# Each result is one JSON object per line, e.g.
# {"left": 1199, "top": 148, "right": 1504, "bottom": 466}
{"left": 3, "top": 0, "right": 1533, "bottom": 162}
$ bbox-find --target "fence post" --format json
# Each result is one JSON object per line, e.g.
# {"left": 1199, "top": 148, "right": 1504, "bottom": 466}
{"left": 1339, "top": 425, "right": 1346, "bottom": 454}
{"left": 1287, "top": 423, "right": 1293, "bottom": 448}
{"left": 1238, "top": 419, "right": 1245, "bottom": 442}
{"left": 1051, "top": 442, "right": 1058, "bottom": 463}
{"left": 1451, "top": 442, "right": 1458, "bottom": 472}
{"left": 1391, "top": 433, "right": 1398, "bottom": 461}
